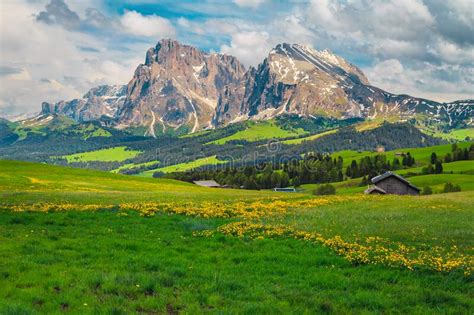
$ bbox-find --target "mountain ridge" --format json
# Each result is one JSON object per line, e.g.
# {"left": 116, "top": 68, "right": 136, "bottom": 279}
{"left": 37, "top": 39, "right": 473, "bottom": 136}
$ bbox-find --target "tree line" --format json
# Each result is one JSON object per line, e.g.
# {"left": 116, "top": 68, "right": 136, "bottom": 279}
{"left": 162, "top": 143, "right": 474, "bottom": 190}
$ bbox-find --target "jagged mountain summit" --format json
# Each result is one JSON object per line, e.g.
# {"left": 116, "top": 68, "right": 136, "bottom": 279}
{"left": 42, "top": 39, "right": 246, "bottom": 136}
{"left": 213, "top": 43, "right": 473, "bottom": 129}
{"left": 115, "top": 39, "right": 245, "bottom": 136}
{"left": 213, "top": 43, "right": 371, "bottom": 125}
{"left": 41, "top": 85, "right": 126, "bottom": 122}
{"left": 38, "top": 39, "right": 473, "bottom": 136}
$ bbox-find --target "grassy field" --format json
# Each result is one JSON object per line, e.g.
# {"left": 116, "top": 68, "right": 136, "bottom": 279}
{"left": 281, "top": 129, "right": 338, "bottom": 145}
{"left": 207, "top": 121, "right": 307, "bottom": 145}
{"left": 58, "top": 146, "right": 141, "bottom": 163}
{"left": 301, "top": 158, "right": 474, "bottom": 195}
{"left": 334, "top": 142, "right": 472, "bottom": 168}
{"left": 304, "top": 173, "right": 474, "bottom": 195}
{"left": 354, "top": 119, "right": 385, "bottom": 131}
{"left": 0, "top": 160, "right": 473, "bottom": 313}
{"left": 77, "top": 124, "right": 112, "bottom": 140}
{"left": 111, "top": 160, "right": 160, "bottom": 174}
{"left": 446, "top": 128, "right": 474, "bottom": 141}
{"left": 136, "top": 155, "right": 227, "bottom": 177}
{"left": 422, "top": 128, "right": 474, "bottom": 141}
{"left": 0, "top": 160, "right": 274, "bottom": 203}
{"left": 397, "top": 160, "right": 474, "bottom": 175}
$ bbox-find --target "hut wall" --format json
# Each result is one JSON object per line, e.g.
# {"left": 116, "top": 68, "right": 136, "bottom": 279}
{"left": 375, "top": 177, "right": 419, "bottom": 195}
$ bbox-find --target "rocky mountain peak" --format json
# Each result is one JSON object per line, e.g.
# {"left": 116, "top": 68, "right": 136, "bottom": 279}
{"left": 34, "top": 39, "right": 472, "bottom": 135}
{"left": 115, "top": 39, "right": 246, "bottom": 135}
{"left": 145, "top": 38, "right": 202, "bottom": 66}
{"left": 40, "top": 84, "right": 126, "bottom": 122}
{"left": 267, "top": 43, "right": 369, "bottom": 85}
{"left": 214, "top": 42, "right": 472, "bottom": 129}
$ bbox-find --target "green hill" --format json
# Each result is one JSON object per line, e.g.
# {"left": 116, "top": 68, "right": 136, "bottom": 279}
{"left": 301, "top": 158, "right": 474, "bottom": 195}
{"left": 0, "top": 159, "right": 473, "bottom": 313}
{"left": 0, "top": 160, "right": 280, "bottom": 204}
{"left": 136, "top": 155, "right": 227, "bottom": 177}
{"left": 206, "top": 120, "right": 307, "bottom": 145}
{"left": 57, "top": 146, "right": 142, "bottom": 163}
{"left": 334, "top": 142, "right": 472, "bottom": 168}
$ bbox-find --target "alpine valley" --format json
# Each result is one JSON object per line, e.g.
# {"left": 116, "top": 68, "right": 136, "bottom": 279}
{"left": 0, "top": 39, "right": 472, "bottom": 173}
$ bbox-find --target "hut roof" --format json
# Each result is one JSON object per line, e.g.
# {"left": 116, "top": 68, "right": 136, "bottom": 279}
{"left": 193, "top": 180, "right": 221, "bottom": 188}
{"left": 371, "top": 171, "right": 420, "bottom": 191}
{"left": 273, "top": 187, "right": 296, "bottom": 192}
{"left": 364, "top": 185, "right": 386, "bottom": 194}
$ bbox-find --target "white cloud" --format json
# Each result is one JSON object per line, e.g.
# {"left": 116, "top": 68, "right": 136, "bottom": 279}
{"left": 221, "top": 31, "right": 272, "bottom": 67}
{"left": 303, "top": 0, "right": 473, "bottom": 101}
{"left": 233, "top": 0, "right": 266, "bottom": 9}
{"left": 1, "top": 67, "right": 32, "bottom": 81}
{"left": 177, "top": 17, "right": 191, "bottom": 28}
{"left": 0, "top": 1, "right": 145, "bottom": 116}
{"left": 217, "top": 12, "right": 317, "bottom": 67}
{"left": 365, "top": 59, "right": 474, "bottom": 102}
{"left": 120, "top": 10, "right": 175, "bottom": 38}
{"left": 307, "top": 0, "right": 437, "bottom": 58}
{"left": 444, "top": 1, "right": 474, "bottom": 27}
{"left": 429, "top": 39, "right": 474, "bottom": 65}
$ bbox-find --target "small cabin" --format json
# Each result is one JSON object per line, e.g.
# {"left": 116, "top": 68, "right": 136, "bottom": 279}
{"left": 273, "top": 187, "right": 296, "bottom": 192}
{"left": 364, "top": 186, "right": 386, "bottom": 195}
{"left": 365, "top": 172, "right": 420, "bottom": 195}
{"left": 193, "top": 180, "right": 221, "bottom": 188}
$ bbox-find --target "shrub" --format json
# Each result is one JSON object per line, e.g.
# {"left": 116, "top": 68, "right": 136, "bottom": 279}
{"left": 292, "top": 176, "right": 301, "bottom": 188}
{"left": 152, "top": 171, "right": 165, "bottom": 178}
{"left": 314, "top": 184, "right": 336, "bottom": 195}
{"left": 443, "top": 182, "right": 461, "bottom": 193}
{"left": 421, "top": 186, "right": 432, "bottom": 195}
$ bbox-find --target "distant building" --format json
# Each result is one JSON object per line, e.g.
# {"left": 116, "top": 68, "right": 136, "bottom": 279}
{"left": 364, "top": 185, "right": 386, "bottom": 195}
{"left": 365, "top": 172, "right": 420, "bottom": 195}
{"left": 193, "top": 180, "right": 221, "bottom": 188}
{"left": 273, "top": 187, "right": 296, "bottom": 192}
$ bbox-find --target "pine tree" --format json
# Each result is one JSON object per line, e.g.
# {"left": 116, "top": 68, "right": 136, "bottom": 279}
{"left": 444, "top": 153, "right": 452, "bottom": 163}
{"left": 292, "top": 176, "right": 301, "bottom": 188}
{"left": 345, "top": 165, "right": 352, "bottom": 178}
{"left": 393, "top": 158, "right": 400, "bottom": 170}
{"left": 280, "top": 172, "right": 290, "bottom": 188}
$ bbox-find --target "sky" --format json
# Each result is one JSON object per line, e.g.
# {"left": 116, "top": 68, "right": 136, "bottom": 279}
{"left": 0, "top": 0, "right": 473, "bottom": 116}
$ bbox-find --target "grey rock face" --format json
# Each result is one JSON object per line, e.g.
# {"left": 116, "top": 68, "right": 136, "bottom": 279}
{"left": 41, "top": 85, "right": 126, "bottom": 122}
{"left": 214, "top": 43, "right": 473, "bottom": 130}
{"left": 38, "top": 40, "right": 473, "bottom": 134}
{"left": 115, "top": 39, "right": 246, "bottom": 135}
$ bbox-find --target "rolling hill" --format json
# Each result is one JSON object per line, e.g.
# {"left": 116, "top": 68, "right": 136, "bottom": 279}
{"left": 0, "top": 159, "right": 472, "bottom": 313}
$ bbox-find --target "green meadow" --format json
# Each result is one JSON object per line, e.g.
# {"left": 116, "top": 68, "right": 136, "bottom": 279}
{"left": 280, "top": 129, "right": 338, "bottom": 145}
{"left": 0, "top": 160, "right": 272, "bottom": 204}
{"left": 207, "top": 121, "right": 307, "bottom": 145}
{"left": 0, "top": 159, "right": 473, "bottom": 313}
{"left": 397, "top": 160, "right": 474, "bottom": 175}
{"left": 302, "top": 158, "right": 474, "bottom": 195}
{"left": 333, "top": 142, "right": 472, "bottom": 168}
{"left": 446, "top": 128, "right": 474, "bottom": 140}
{"left": 136, "top": 155, "right": 227, "bottom": 177}
{"left": 111, "top": 160, "right": 160, "bottom": 174}
{"left": 422, "top": 128, "right": 474, "bottom": 141}
{"left": 58, "top": 146, "right": 142, "bottom": 163}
